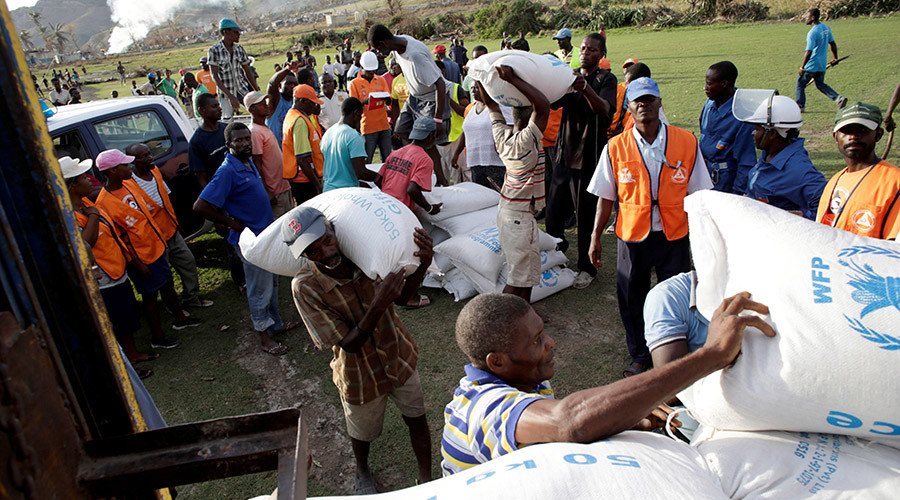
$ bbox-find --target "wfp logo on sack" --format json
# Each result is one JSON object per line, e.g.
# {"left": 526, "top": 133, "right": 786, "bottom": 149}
{"left": 812, "top": 245, "right": 900, "bottom": 351}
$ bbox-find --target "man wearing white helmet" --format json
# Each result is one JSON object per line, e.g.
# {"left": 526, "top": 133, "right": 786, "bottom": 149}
{"left": 349, "top": 51, "right": 393, "bottom": 162}
{"left": 733, "top": 90, "right": 827, "bottom": 220}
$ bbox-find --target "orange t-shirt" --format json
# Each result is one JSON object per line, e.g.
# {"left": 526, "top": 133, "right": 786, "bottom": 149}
{"left": 541, "top": 108, "right": 563, "bottom": 148}
{"left": 349, "top": 74, "right": 390, "bottom": 135}
{"left": 196, "top": 69, "right": 217, "bottom": 95}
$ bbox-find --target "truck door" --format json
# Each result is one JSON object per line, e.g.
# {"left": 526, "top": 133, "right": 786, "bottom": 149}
{"left": 88, "top": 106, "right": 205, "bottom": 237}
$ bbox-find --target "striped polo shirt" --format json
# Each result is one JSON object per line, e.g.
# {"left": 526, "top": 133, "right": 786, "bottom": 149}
{"left": 441, "top": 364, "right": 554, "bottom": 476}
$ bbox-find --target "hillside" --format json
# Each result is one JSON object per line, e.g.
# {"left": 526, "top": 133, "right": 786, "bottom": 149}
{"left": 10, "top": 0, "right": 113, "bottom": 49}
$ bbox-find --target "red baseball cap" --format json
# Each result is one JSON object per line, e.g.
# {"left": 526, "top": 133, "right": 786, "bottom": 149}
{"left": 432, "top": 45, "right": 446, "bottom": 54}
{"left": 292, "top": 84, "right": 323, "bottom": 104}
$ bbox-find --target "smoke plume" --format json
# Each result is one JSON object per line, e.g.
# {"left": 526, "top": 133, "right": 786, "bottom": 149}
{"left": 106, "top": 0, "right": 237, "bottom": 53}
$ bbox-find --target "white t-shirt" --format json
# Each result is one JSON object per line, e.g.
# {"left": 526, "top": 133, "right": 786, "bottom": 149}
{"left": 393, "top": 35, "right": 442, "bottom": 101}
{"left": 334, "top": 62, "right": 345, "bottom": 75}
{"left": 462, "top": 104, "right": 513, "bottom": 167}
{"left": 50, "top": 88, "right": 71, "bottom": 105}
{"left": 132, "top": 171, "right": 171, "bottom": 210}
{"left": 318, "top": 90, "right": 348, "bottom": 130}
{"left": 323, "top": 63, "right": 335, "bottom": 76}
{"left": 587, "top": 125, "right": 712, "bottom": 231}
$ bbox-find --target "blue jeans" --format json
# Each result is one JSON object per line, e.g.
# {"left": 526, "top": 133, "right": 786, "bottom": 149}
{"left": 236, "top": 245, "right": 283, "bottom": 334}
{"left": 795, "top": 71, "right": 841, "bottom": 109}
{"left": 364, "top": 129, "right": 393, "bottom": 163}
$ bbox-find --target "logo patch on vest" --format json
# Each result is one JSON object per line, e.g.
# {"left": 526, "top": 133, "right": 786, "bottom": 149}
{"left": 123, "top": 195, "right": 139, "bottom": 210}
{"left": 851, "top": 210, "right": 876, "bottom": 233}
{"left": 618, "top": 167, "right": 635, "bottom": 184}
{"left": 671, "top": 167, "right": 687, "bottom": 184}
{"left": 124, "top": 215, "right": 138, "bottom": 227}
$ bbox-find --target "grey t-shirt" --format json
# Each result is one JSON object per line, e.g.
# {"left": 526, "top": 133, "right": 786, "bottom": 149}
{"left": 393, "top": 35, "right": 442, "bottom": 101}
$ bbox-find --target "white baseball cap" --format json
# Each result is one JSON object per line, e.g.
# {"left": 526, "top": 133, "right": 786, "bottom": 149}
{"left": 360, "top": 51, "right": 379, "bottom": 71}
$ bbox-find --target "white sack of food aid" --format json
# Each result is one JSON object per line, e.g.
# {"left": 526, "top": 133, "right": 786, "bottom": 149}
{"left": 677, "top": 190, "right": 900, "bottom": 448}
{"left": 467, "top": 50, "right": 577, "bottom": 108}
{"left": 442, "top": 267, "right": 479, "bottom": 302}
{"left": 416, "top": 182, "right": 501, "bottom": 223}
{"left": 311, "top": 432, "right": 727, "bottom": 500}
{"left": 239, "top": 220, "right": 308, "bottom": 277}
{"left": 304, "top": 188, "right": 424, "bottom": 280}
{"left": 435, "top": 226, "right": 561, "bottom": 291}
{"left": 436, "top": 206, "right": 498, "bottom": 237}
{"left": 497, "top": 265, "right": 576, "bottom": 303}
{"left": 693, "top": 427, "right": 900, "bottom": 500}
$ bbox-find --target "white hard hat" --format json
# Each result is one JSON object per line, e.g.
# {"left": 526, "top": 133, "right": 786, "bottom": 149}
{"left": 733, "top": 89, "right": 802, "bottom": 129}
{"left": 360, "top": 51, "right": 379, "bottom": 71}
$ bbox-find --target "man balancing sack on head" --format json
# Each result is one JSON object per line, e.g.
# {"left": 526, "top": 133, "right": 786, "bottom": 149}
{"left": 818, "top": 102, "right": 900, "bottom": 239}
{"left": 473, "top": 66, "right": 548, "bottom": 304}
{"left": 283, "top": 206, "right": 435, "bottom": 494}
{"left": 440, "top": 292, "right": 775, "bottom": 476}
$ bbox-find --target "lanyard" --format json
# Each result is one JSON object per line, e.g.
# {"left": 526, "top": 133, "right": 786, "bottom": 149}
{"left": 825, "top": 160, "right": 879, "bottom": 227}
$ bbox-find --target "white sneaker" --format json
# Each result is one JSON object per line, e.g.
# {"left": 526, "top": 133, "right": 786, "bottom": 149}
{"left": 572, "top": 271, "right": 594, "bottom": 289}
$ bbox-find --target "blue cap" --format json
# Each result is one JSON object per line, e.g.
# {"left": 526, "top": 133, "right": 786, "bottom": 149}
{"left": 219, "top": 18, "right": 242, "bottom": 31}
{"left": 147, "top": 72, "right": 156, "bottom": 79}
{"left": 409, "top": 117, "right": 437, "bottom": 140}
{"left": 626, "top": 77, "right": 661, "bottom": 101}
{"left": 553, "top": 28, "right": 573, "bottom": 40}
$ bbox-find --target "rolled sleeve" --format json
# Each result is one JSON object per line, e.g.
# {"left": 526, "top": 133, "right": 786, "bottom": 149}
{"left": 587, "top": 144, "right": 617, "bottom": 201}
{"left": 643, "top": 281, "right": 691, "bottom": 352}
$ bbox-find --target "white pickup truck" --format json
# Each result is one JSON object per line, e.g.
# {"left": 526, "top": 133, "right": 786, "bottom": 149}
{"left": 47, "top": 95, "right": 250, "bottom": 238}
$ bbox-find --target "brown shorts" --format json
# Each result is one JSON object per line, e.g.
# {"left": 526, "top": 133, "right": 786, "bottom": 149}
{"left": 497, "top": 207, "right": 540, "bottom": 288}
{"left": 340, "top": 370, "right": 426, "bottom": 442}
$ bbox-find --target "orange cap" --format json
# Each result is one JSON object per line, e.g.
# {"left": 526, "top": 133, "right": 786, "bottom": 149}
{"left": 292, "top": 84, "right": 323, "bottom": 104}
{"left": 622, "top": 58, "right": 639, "bottom": 68}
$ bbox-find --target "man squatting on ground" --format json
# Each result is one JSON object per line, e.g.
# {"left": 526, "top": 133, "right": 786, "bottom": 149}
{"left": 441, "top": 292, "right": 775, "bottom": 475}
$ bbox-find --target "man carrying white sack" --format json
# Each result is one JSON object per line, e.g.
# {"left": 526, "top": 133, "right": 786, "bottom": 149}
{"left": 368, "top": 24, "right": 451, "bottom": 186}
{"left": 284, "top": 206, "right": 434, "bottom": 494}
{"left": 441, "top": 292, "right": 775, "bottom": 475}
{"left": 588, "top": 77, "right": 713, "bottom": 378}
{"left": 474, "top": 66, "right": 548, "bottom": 304}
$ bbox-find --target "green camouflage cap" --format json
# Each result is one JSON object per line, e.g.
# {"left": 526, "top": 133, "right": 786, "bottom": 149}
{"left": 834, "top": 102, "right": 882, "bottom": 133}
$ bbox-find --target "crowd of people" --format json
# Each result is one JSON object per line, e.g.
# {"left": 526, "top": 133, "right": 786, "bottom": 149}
{"left": 59, "top": 11, "right": 900, "bottom": 494}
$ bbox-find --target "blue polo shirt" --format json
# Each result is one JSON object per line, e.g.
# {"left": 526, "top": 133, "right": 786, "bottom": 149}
{"left": 266, "top": 95, "right": 292, "bottom": 147}
{"left": 699, "top": 94, "right": 757, "bottom": 168}
{"left": 198, "top": 153, "right": 273, "bottom": 245}
{"left": 644, "top": 272, "right": 708, "bottom": 354}
{"left": 804, "top": 23, "right": 835, "bottom": 72}
{"left": 747, "top": 138, "right": 827, "bottom": 220}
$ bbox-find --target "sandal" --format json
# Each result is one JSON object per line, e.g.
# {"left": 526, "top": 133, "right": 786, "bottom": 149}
{"left": 137, "top": 368, "right": 153, "bottom": 380}
{"left": 261, "top": 342, "right": 289, "bottom": 356}
{"left": 130, "top": 352, "right": 160, "bottom": 363}
{"left": 274, "top": 320, "right": 301, "bottom": 335}
{"left": 403, "top": 294, "right": 431, "bottom": 310}
{"left": 623, "top": 362, "right": 647, "bottom": 378}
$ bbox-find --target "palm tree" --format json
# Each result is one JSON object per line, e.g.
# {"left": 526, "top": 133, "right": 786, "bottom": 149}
{"left": 28, "top": 11, "right": 42, "bottom": 29}
{"left": 51, "top": 23, "right": 73, "bottom": 54}
{"left": 19, "top": 30, "right": 35, "bottom": 52}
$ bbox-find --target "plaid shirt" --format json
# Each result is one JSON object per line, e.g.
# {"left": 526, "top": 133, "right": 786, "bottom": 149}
{"left": 291, "top": 261, "right": 418, "bottom": 405}
{"left": 207, "top": 40, "right": 253, "bottom": 97}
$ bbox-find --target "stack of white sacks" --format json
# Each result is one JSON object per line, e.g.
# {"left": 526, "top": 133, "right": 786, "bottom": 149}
{"left": 677, "top": 191, "right": 900, "bottom": 499}
{"left": 415, "top": 182, "right": 575, "bottom": 303}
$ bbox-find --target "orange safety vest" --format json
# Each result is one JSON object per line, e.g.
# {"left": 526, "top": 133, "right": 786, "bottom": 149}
{"left": 95, "top": 184, "right": 168, "bottom": 264}
{"left": 608, "top": 82, "right": 627, "bottom": 139}
{"left": 541, "top": 108, "right": 563, "bottom": 149}
{"left": 817, "top": 160, "right": 900, "bottom": 239}
{"left": 135, "top": 167, "right": 179, "bottom": 241}
{"left": 282, "top": 108, "right": 324, "bottom": 183}
{"left": 610, "top": 125, "right": 697, "bottom": 242}
{"left": 75, "top": 201, "right": 130, "bottom": 280}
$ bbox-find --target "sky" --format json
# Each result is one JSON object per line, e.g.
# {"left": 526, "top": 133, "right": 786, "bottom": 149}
{"left": 6, "top": 0, "right": 39, "bottom": 10}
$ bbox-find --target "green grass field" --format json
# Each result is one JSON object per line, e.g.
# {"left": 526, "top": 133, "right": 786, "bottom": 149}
{"left": 59, "top": 15, "right": 900, "bottom": 498}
